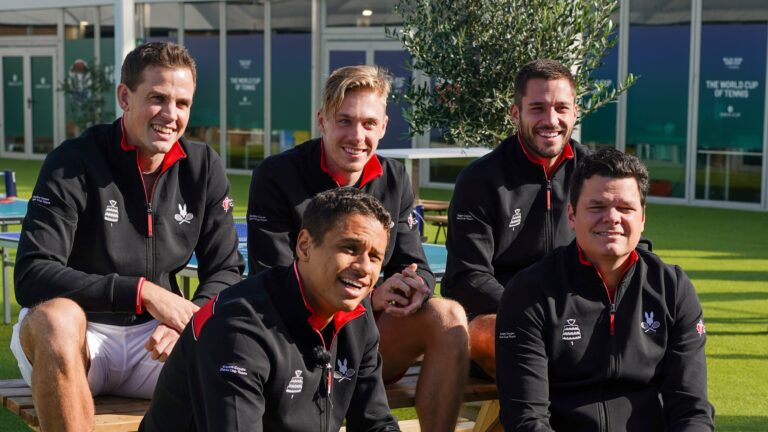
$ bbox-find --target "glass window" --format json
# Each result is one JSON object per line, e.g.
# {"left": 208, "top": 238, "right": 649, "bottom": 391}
{"left": 626, "top": 0, "right": 691, "bottom": 199}
{"left": 64, "top": 7, "right": 98, "bottom": 139}
{"left": 184, "top": 3, "right": 221, "bottom": 154}
{"left": 271, "top": 0, "right": 312, "bottom": 154}
{"left": 138, "top": 3, "right": 179, "bottom": 42}
{"left": 99, "top": 5, "right": 117, "bottom": 121}
{"left": 580, "top": 40, "right": 618, "bottom": 152}
{"left": 695, "top": 5, "right": 766, "bottom": 204}
{"left": 0, "top": 9, "right": 57, "bottom": 36}
{"left": 226, "top": 2, "right": 265, "bottom": 170}
{"left": 326, "top": 0, "right": 402, "bottom": 28}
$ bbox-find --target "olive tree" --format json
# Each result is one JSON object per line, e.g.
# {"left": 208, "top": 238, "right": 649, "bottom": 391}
{"left": 388, "top": 0, "right": 636, "bottom": 146}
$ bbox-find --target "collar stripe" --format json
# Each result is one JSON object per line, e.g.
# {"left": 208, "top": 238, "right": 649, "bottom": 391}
{"left": 319, "top": 138, "right": 383, "bottom": 187}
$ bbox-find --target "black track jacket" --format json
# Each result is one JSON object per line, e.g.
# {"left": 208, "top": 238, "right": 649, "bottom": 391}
{"left": 442, "top": 134, "right": 588, "bottom": 318}
{"left": 14, "top": 119, "right": 244, "bottom": 326}
{"left": 247, "top": 138, "right": 434, "bottom": 291}
{"left": 140, "top": 264, "right": 400, "bottom": 432}
{"left": 496, "top": 242, "right": 715, "bottom": 431}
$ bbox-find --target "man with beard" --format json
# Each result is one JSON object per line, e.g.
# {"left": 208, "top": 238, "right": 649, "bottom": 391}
{"left": 442, "top": 59, "right": 589, "bottom": 378}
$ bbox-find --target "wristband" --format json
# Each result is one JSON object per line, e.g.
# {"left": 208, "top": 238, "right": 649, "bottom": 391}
{"left": 136, "top": 277, "right": 146, "bottom": 315}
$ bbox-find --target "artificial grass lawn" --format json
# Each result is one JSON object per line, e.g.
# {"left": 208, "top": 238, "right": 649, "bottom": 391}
{"left": 0, "top": 159, "right": 766, "bottom": 430}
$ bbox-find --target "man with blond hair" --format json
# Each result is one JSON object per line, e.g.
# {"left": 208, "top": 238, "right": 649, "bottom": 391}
{"left": 11, "top": 42, "right": 243, "bottom": 431}
{"left": 247, "top": 65, "right": 469, "bottom": 431}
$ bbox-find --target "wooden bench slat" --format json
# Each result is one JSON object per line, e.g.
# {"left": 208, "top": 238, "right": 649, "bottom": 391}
{"left": 6, "top": 395, "right": 34, "bottom": 414}
{"left": 0, "top": 379, "right": 27, "bottom": 389}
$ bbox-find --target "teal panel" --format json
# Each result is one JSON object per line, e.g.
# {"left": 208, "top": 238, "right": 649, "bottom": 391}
{"left": 31, "top": 56, "right": 54, "bottom": 153}
{"left": 100, "top": 38, "right": 117, "bottom": 120}
{"left": 3, "top": 57, "right": 24, "bottom": 149}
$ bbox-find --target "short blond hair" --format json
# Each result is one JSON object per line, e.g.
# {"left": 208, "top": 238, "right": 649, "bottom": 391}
{"left": 321, "top": 65, "right": 392, "bottom": 117}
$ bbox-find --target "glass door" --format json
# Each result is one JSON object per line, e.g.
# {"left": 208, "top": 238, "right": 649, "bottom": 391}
{"left": 0, "top": 47, "right": 57, "bottom": 157}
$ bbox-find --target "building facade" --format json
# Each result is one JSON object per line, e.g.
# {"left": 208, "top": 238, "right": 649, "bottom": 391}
{"left": 0, "top": 0, "right": 766, "bottom": 211}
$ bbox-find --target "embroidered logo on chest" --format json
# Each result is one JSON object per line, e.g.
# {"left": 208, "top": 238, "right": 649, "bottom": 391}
{"left": 104, "top": 200, "right": 119, "bottom": 223}
{"left": 333, "top": 358, "right": 355, "bottom": 382}
{"left": 174, "top": 203, "right": 194, "bottom": 224}
{"left": 509, "top": 208, "right": 522, "bottom": 229}
{"left": 562, "top": 319, "right": 582, "bottom": 345}
{"left": 641, "top": 311, "right": 661, "bottom": 333}
{"left": 285, "top": 370, "right": 304, "bottom": 398}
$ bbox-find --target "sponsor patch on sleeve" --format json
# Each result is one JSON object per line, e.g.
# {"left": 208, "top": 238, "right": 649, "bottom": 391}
{"left": 456, "top": 213, "right": 474, "bottom": 221}
{"left": 696, "top": 319, "right": 706, "bottom": 336}
{"left": 249, "top": 214, "right": 268, "bottom": 223}
{"left": 221, "top": 197, "right": 234, "bottom": 212}
{"left": 31, "top": 195, "right": 51, "bottom": 206}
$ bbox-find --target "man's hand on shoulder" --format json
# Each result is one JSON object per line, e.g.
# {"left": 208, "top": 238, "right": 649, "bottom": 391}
{"left": 144, "top": 323, "right": 180, "bottom": 362}
{"left": 141, "top": 281, "right": 199, "bottom": 332}
{"left": 372, "top": 264, "right": 429, "bottom": 317}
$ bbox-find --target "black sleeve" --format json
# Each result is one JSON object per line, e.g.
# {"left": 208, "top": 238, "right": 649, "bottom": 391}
{"left": 344, "top": 310, "right": 401, "bottom": 432}
{"left": 14, "top": 148, "right": 142, "bottom": 312}
{"left": 662, "top": 268, "right": 715, "bottom": 431}
{"left": 496, "top": 273, "right": 554, "bottom": 432}
{"left": 192, "top": 148, "right": 245, "bottom": 306}
{"left": 193, "top": 310, "right": 268, "bottom": 431}
{"left": 246, "top": 160, "right": 297, "bottom": 276}
{"left": 442, "top": 170, "right": 504, "bottom": 317}
{"left": 381, "top": 169, "right": 435, "bottom": 293}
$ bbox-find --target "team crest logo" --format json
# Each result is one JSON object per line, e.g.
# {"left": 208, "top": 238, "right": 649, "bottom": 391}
{"left": 641, "top": 311, "right": 661, "bottom": 333}
{"left": 221, "top": 197, "right": 234, "bottom": 213}
{"left": 285, "top": 370, "right": 303, "bottom": 398}
{"left": 407, "top": 211, "right": 418, "bottom": 230}
{"left": 104, "top": 200, "right": 119, "bottom": 223}
{"left": 562, "top": 319, "right": 582, "bottom": 345}
{"left": 334, "top": 358, "right": 355, "bottom": 382}
{"left": 696, "top": 319, "right": 706, "bottom": 336}
{"left": 174, "top": 204, "right": 194, "bottom": 224}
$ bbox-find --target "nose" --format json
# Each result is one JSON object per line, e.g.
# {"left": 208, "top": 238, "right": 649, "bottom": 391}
{"left": 161, "top": 100, "right": 178, "bottom": 121}
{"left": 603, "top": 207, "right": 621, "bottom": 224}
{"left": 348, "top": 122, "right": 365, "bottom": 142}
{"left": 544, "top": 107, "right": 558, "bottom": 126}
{"left": 352, "top": 253, "right": 374, "bottom": 275}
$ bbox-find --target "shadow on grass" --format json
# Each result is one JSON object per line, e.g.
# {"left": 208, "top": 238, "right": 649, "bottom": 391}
{"left": 716, "top": 416, "right": 768, "bottom": 432}
{"left": 685, "top": 270, "right": 768, "bottom": 282}
{"left": 698, "top": 291, "right": 768, "bottom": 302}
{"left": 706, "top": 331, "right": 767, "bottom": 336}
{"left": 708, "top": 353, "right": 768, "bottom": 360}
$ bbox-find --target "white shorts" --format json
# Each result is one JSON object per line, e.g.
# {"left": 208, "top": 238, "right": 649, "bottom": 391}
{"left": 10, "top": 308, "right": 164, "bottom": 399}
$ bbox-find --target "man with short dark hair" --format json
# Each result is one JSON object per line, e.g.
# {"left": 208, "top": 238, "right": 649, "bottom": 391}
{"left": 247, "top": 65, "right": 469, "bottom": 431}
{"left": 142, "top": 188, "right": 401, "bottom": 431}
{"left": 443, "top": 59, "right": 589, "bottom": 378}
{"left": 11, "top": 42, "right": 243, "bottom": 431}
{"left": 496, "top": 148, "right": 714, "bottom": 431}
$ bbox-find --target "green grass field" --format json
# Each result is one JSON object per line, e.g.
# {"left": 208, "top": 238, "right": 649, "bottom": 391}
{"left": 0, "top": 159, "right": 766, "bottom": 430}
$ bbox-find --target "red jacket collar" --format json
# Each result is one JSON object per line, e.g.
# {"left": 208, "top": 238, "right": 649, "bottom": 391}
{"left": 120, "top": 117, "right": 187, "bottom": 174}
{"left": 517, "top": 131, "right": 574, "bottom": 179}
{"left": 319, "top": 139, "right": 383, "bottom": 187}
{"left": 577, "top": 243, "right": 639, "bottom": 302}
{"left": 293, "top": 262, "right": 366, "bottom": 334}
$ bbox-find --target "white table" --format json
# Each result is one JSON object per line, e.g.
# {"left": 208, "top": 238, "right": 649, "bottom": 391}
{"left": 375, "top": 147, "right": 491, "bottom": 200}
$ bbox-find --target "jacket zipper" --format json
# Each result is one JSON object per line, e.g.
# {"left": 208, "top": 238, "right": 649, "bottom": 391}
{"left": 137, "top": 159, "right": 165, "bottom": 283}
{"left": 313, "top": 313, "right": 363, "bottom": 432}
{"left": 544, "top": 178, "right": 553, "bottom": 253}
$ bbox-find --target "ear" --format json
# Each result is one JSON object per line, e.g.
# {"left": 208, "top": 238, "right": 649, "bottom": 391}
{"left": 567, "top": 202, "right": 576, "bottom": 232}
{"left": 317, "top": 110, "right": 326, "bottom": 136}
{"left": 295, "top": 229, "right": 313, "bottom": 262}
{"left": 509, "top": 104, "right": 520, "bottom": 127}
{"left": 379, "top": 115, "right": 389, "bottom": 139}
{"left": 116, "top": 83, "right": 131, "bottom": 112}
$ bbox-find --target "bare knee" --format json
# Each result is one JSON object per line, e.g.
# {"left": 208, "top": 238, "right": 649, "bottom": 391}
{"left": 469, "top": 314, "right": 496, "bottom": 377}
{"left": 20, "top": 298, "right": 87, "bottom": 365}
{"left": 424, "top": 298, "right": 469, "bottom": 331}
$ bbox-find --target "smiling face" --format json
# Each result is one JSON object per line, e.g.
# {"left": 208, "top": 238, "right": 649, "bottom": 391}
{"left": 511, "top": 78, "right": 578, "bottom": 165}
{"left": 568, "top": 175, "right": 645, "bottom": 268}
{"left": 296, "top": 213, "right": 388, "bottom": 325}
{"left": 118, "top": 65, "right": 194, "bottom": 169}
{"left": 318, "top": 88, "right": 388, "bottom": 186}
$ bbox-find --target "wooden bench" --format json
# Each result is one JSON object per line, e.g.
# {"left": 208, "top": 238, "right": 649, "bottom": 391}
{"left": 1, "top": 367, "right": 499, "bottom": 431}
{"left": 415, "top": 199, "right": 450, "bottom": 243}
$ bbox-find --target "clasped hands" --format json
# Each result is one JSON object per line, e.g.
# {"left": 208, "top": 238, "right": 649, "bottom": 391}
{"left": 371, "top": 263, "right": 430, "bottom": 318}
